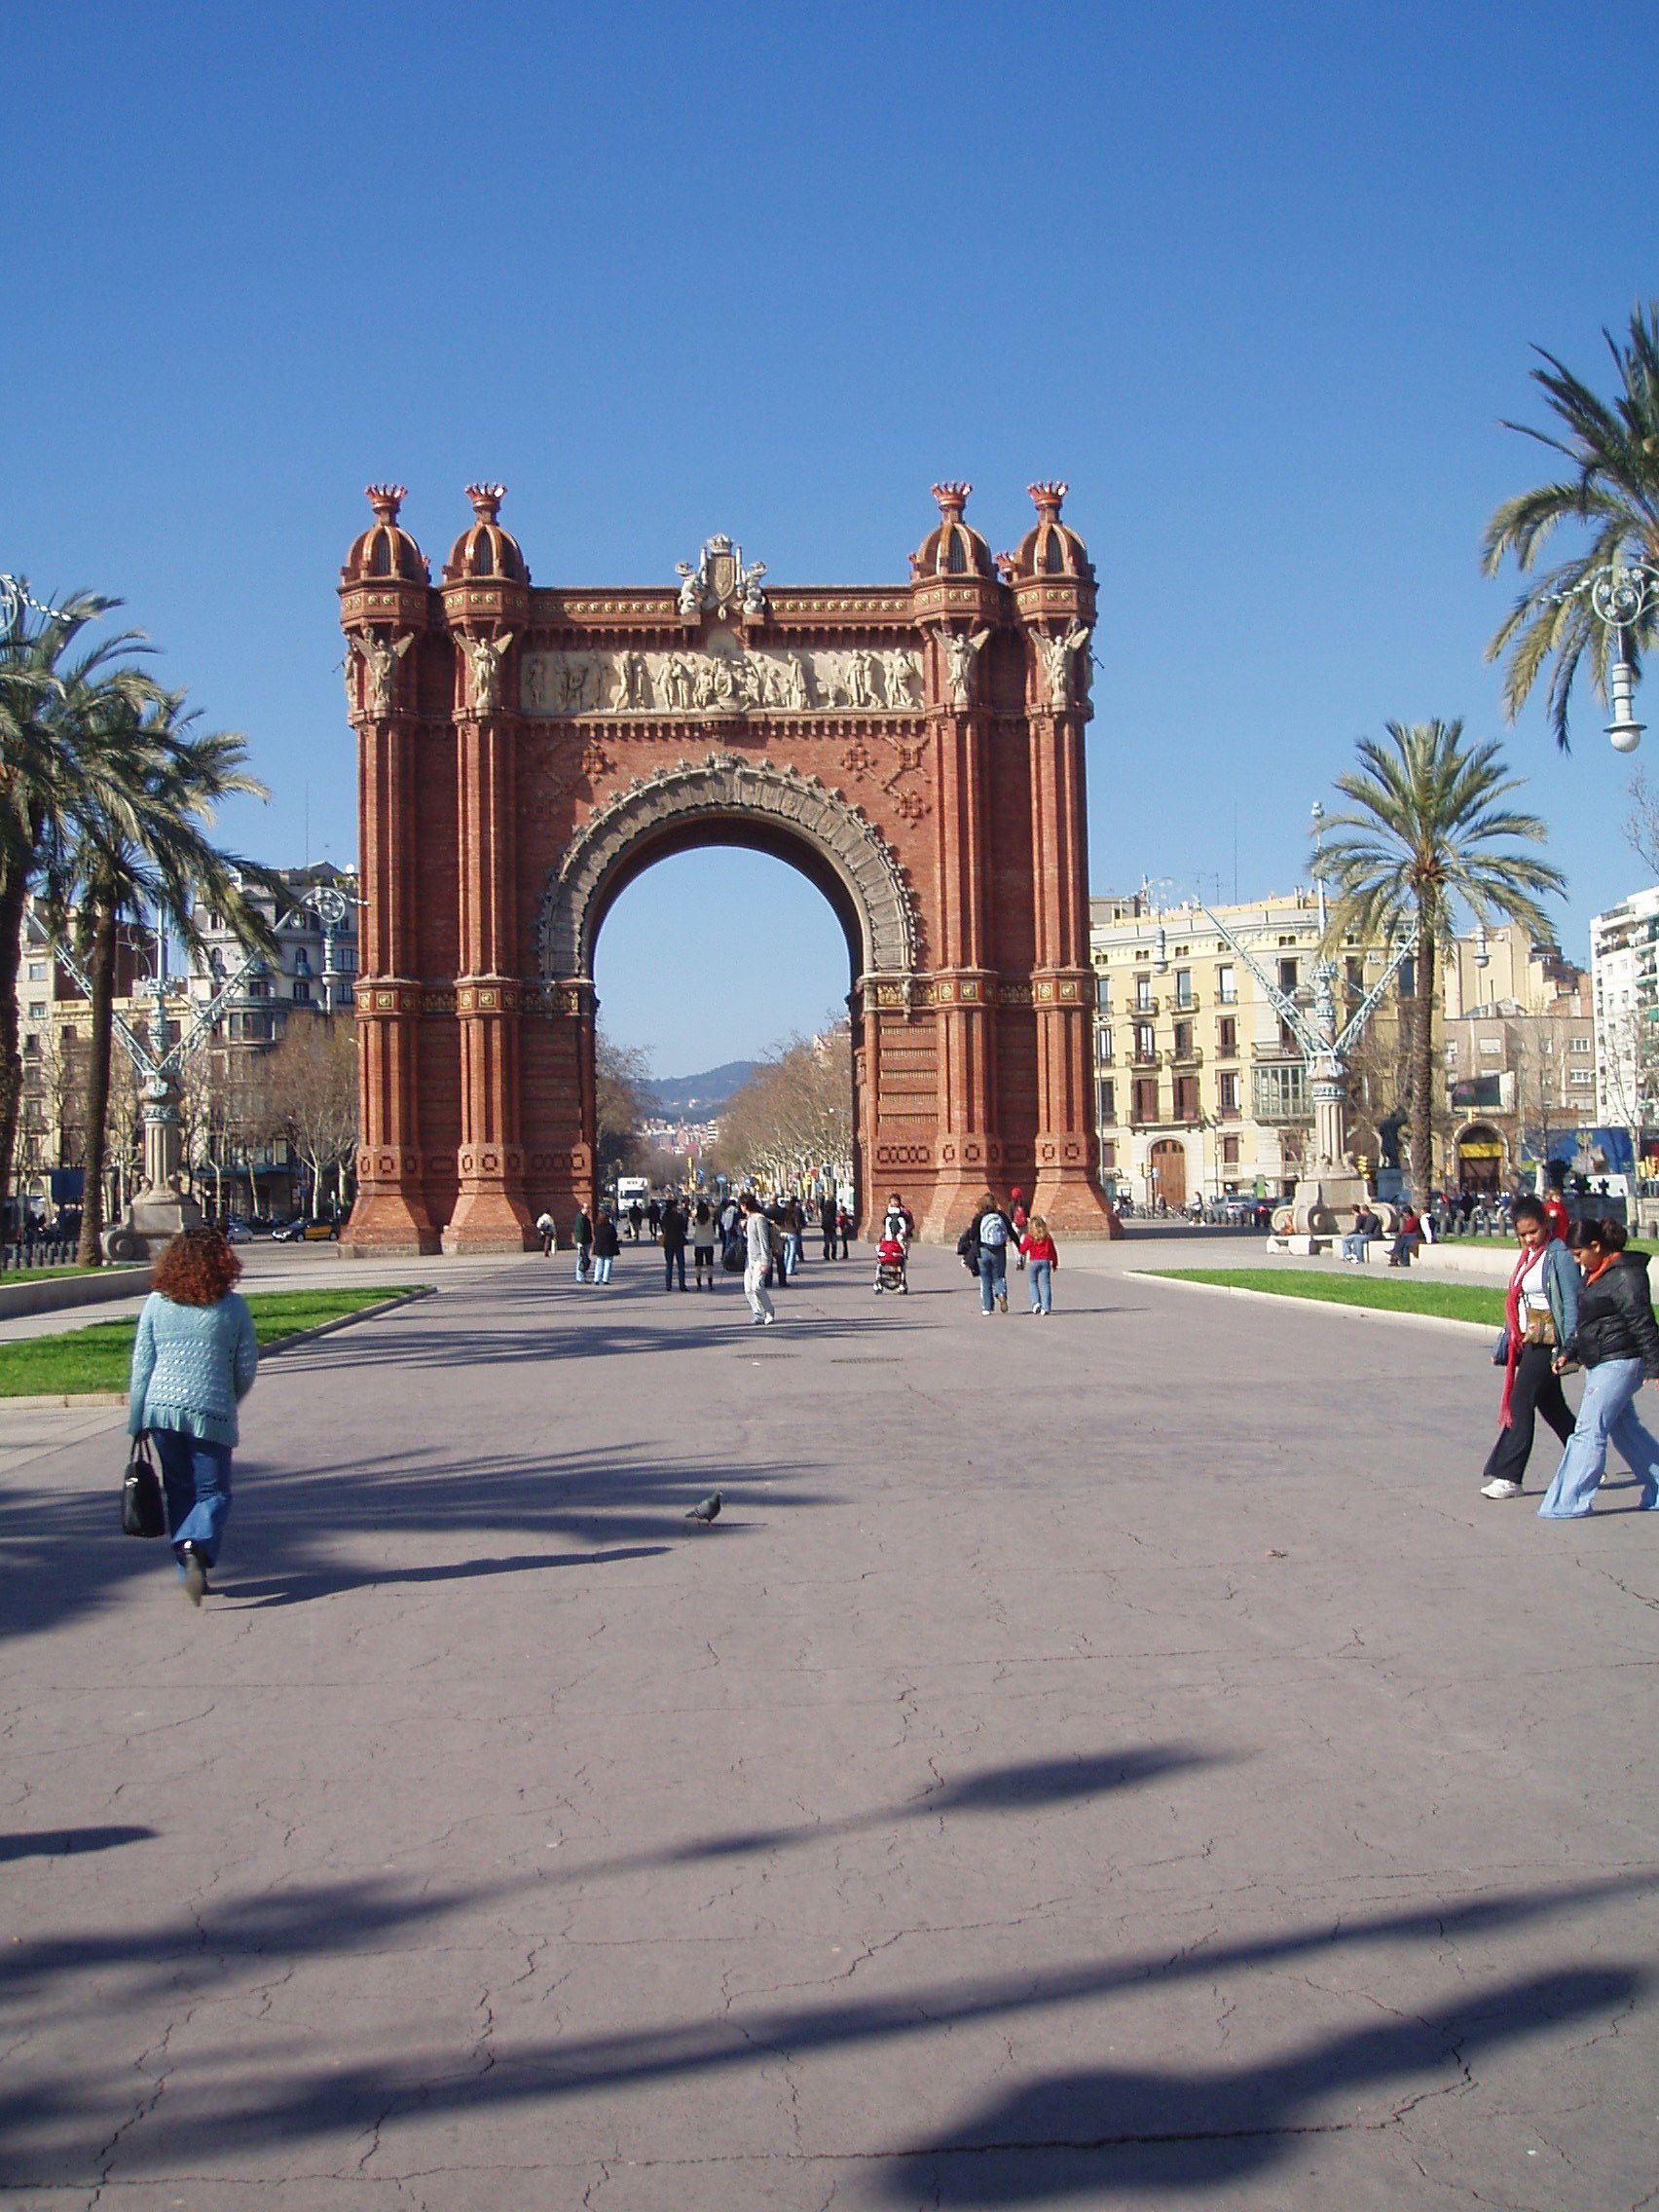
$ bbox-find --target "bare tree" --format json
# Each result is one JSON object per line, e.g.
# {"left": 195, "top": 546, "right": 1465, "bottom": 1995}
{"left": 1625, "top": 771, "right": 1659, "bottom": 881}
{"left": 595, "top": 1032, "right": 652, "bottom": 1183}
{"left": 252, "top": 1019, "right": 358, "bottom": 1217}
{"left": 719, "top": 1027, "right": 853, "bottom": 1192}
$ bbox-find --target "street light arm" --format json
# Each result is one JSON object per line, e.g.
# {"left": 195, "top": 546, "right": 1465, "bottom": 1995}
{"left": 1331, "top": 925, "right": 1419, "bottom": 1061}
{"left": 50, "top": 939, "right": 159, "bottom": 1080}
{"left": 1194, "top": 905, "right": 1327, "bottom": 1057}
{"left": 161, "top": 946, "right": 269, "bottom": 1077}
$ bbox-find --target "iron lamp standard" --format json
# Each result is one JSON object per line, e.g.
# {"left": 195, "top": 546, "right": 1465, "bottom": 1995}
{"left": 1550, "top": 559, "right": 1659, "bottom": 754}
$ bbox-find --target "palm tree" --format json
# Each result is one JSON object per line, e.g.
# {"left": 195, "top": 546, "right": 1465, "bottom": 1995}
{"left": 1483, "top": 303, "right": 1659, "bottom": 748}
{"left": 41, "top": 691, "right": 277, "bottom": 1264}
{"left": 1319, "top": 721, "right": 1565, "bottom": 1207}
{"left": 0, "top": 589, "right": 151, "bottom": 1229}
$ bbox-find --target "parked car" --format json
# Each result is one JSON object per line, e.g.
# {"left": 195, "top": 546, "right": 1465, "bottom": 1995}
{"left": 272, "top": 1216, "right": 340, "bottom": 1241}
{"left": 222, "top": 1220, "right": 252, "bottom": 1244}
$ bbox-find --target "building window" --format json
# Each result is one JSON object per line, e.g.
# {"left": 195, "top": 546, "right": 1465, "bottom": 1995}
{"left": 27, "top": 1002, "right": 45, "bottom": 1020}
{"left": 1100, "top": 1140, "right": 1117, "bottom": 1170}
{"left": 22, "top": 1034, "right": 39, "bottom": 1058}
{"left": 1254, "top": 1061, "right": 1311, "bottom": 1122}
{"left": 1217, "top": 1015, "right": 1237, "bottom": 1058}
{"left": 294, "top": 950, "right": 312, "bottom": 975}
{"left": 1095, "top": 976, "right": 1111, "bottom": 1014}
{"left": 1135, "top": 974, "right": 1153, "bottom": 1012}
{"left": 1217, "top": 963, "right": 1236, "bottom": 1004}
{"left": 1278, "top": 1017, "right": 1297, "bottom": 1051}
{"left": 1097, "top": 1026, "right": 1114, "bottom": 1066}
{"left": 1221, "top": 1134, "right": 1240, "bottom": 1165}
{"left": 1172, "top": 1020, "right": 1194, "bottom": 1060}
{"left": 1278, "top": 956, "right": 1299, "bottom": 994}
{"left": 1132, "top": 1077, "right": 1159, "bottom": 1123}
{"left": 26, "top": 963, "right": 45, "bottom": 983}
{"left": 248, "top": 979, "right": 269, "bottom": 999}
{"left": 1346, "top": 956, "right": 1364, "bottom": 997}
{"left": 1569, "top": 1070, "right": 1595, "bottom": 1088}
{"left": 1174, "top": 968, "right": 1193, "bottom": 1009}
{"left": 1134, "top": 1022, "right": 1157, "bottom": 1063}
{"left": 1569, "top": 1035, "right": 1591, "bottom": 1053}
{"left": 293, "top": 981, "right": 312, "bottom": 1003}
{"left": 1446, "top": 1044, "right": 1458, "bottom": 1066}
{"left": 1174, "top": 1076, "right": 1199, "bottom": 1122}
{"left": 1478, "top": 1039, "right": 1501, "bottom": 1055}
{"left": 1099, "top": 1078, "right": 1117, "bottom": 1124}
{"left": 1218, "top": 1072, "right": 1241, "bottom": 1113}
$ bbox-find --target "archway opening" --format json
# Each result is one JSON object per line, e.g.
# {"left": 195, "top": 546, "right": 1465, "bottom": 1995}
{"left": 592, "top": 838, "right": 860, "bottom": 1208}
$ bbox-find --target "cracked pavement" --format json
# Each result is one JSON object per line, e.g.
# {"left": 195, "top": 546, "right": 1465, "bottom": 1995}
{"left": 0, "top": 1235, "right": 1655, "bottom": 2209}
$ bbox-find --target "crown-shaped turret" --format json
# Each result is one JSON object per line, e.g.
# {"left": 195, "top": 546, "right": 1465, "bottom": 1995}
{"left": 341, "top": 486, "right": 429, "bottom": 586}
{"left": 443, "top": 484, "right": 529, "bottom": 585}
{"left": 339, "top": 485, "right": 432, "bottom": 645}
{"left": 1007, "top": 480, "right": 1096, "bottom": 635}
{"left": 908, "top": 481, "right": 1003, "bottom": 634}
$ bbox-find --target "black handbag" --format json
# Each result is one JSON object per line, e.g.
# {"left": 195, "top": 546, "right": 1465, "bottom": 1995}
{"left": 122, "top": 1434, "right": 166, "bottom": 1540}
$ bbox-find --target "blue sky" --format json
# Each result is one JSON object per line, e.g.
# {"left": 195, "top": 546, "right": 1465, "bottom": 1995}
{"left": 5, "top": 2, "right": 1656, "bottom": 1075}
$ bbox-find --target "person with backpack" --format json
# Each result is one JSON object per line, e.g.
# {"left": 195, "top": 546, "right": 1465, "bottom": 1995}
{"left": 591, "top": 1203, "right": 621, "bottom": 1284}
{"left": 970, "top": 1193, "right": 1015, "bottom": 1315}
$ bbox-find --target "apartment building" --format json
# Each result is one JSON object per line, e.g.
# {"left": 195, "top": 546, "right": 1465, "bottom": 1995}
{"left": 1088, "top": 890, "right": 1402, "bottom": 1210}
{"left": 1441, "top": 928, "right": 1595, "bottom": 1193}
{"left": 1589, "top": 886, "right": 1659, "bottom": 1130}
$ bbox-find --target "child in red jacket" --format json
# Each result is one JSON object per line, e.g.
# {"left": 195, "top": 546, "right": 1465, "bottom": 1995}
{"left": 1019, "top": 1216, "right": 1058, "bottom": 1315}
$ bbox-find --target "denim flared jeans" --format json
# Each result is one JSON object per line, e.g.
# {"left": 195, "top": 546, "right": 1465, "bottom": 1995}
{"left": 153, "top": 1428, "right": 234, "bottom": 1567}
{"left": 1027, "top": 1260, "right": 1053, "bottom": 1313}
{"left": 977, "top": 1247, "right": 1008, "bottom": 1312}
{"left": 1538, "top": 1357, "right": 1659, "bottom": 1519}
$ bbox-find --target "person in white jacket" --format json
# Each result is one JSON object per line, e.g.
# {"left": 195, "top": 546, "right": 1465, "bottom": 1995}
{"left": 740, "top": 1193, "right": 776, "bottom": 1326}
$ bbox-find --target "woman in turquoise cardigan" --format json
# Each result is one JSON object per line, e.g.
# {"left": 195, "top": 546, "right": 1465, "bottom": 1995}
{"left": 129, "top": 1226, "right": 259, "bottom": 1604}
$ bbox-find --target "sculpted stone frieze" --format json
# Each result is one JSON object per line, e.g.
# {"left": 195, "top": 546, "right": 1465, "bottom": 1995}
{"left": 520, "top": 641, "right": 923, "bottom": 718}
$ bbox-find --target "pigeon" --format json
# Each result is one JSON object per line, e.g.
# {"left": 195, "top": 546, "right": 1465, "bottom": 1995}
{"left": 684, "top": 1492, "right": 722, "bottom": 1526}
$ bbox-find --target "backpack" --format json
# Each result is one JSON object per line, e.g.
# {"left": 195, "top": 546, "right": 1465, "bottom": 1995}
{"left": 977, "top": 1211, "right": 1010, "bottom": 1249}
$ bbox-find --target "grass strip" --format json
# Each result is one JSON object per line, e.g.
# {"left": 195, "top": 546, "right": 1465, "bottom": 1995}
{"left": 0, "top": 1287, "right": 424, "bottom": 1398}
{"left": 0, "top": 1266, "right": 110, "bottom": 1284}
{"left": 1149, "top": 1268, "right": 1506, "bottom": 1327}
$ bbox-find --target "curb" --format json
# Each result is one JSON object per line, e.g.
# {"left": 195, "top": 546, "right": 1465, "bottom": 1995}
{"left": 0, "top": 1287, "right": 439, "bottom": 1411}
{"left": 1125, "top": 1272, "right": 1496, "bottom": 1340}
{"left": 260, "top": 1284, "right": 437, "bottom": 1358}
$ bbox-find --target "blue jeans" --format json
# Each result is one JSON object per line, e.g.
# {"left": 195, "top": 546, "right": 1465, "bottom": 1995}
{"left": 977, "top": 1246, "right": 1008, "bottom": 1312}
{"left": 1028, "top": 1259, "right": 1052, "bottom": 1313}
{"left": 592, "top": 1253, "right": 612, "bottom": 1283}
{"left": 153, "top": 1428, "right": 234, "bottom": 1567}
{"left": 664, "top": 1246, "right": 686, "bottom": 1290}
{"left": 785, "top": 1234, "right": 803, "bottom": 1275}
{"left": 1538, "top": 1357, "right": 1659, "bottom": 1519}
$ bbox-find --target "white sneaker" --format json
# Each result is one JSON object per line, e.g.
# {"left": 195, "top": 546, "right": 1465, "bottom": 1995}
{"left": 760, "top": 1313, "right": 776, "bottom": 1325}
{"left": 1480, "top": 1478, "right": 1524, "bottom": 1500}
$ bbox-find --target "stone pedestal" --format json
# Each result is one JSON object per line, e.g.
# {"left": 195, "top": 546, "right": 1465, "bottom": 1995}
{"left": 101, "top": 1084, "right": 202, "bottom": 1261}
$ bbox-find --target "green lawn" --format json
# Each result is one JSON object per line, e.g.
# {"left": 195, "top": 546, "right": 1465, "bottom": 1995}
{"left": 1149, "top": 1268, "right": 1505, "bottom": 1327}
{"left": 0, "top": 1286, "right": 425, "bottom": 1398}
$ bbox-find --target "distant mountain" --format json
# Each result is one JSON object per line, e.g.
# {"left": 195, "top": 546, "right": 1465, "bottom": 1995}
{"left": 644, "top": 1061, "right": 756, "bottom": 1116}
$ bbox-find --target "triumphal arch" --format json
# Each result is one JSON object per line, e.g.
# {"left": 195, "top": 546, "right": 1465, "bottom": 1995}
{"left": 338, "top": 480, "right": 1115, "bottom": 1250}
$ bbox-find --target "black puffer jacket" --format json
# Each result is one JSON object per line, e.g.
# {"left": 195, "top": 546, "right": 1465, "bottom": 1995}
{"left": 1563, "top": 1251, "right": 1659, "bottom": 1377}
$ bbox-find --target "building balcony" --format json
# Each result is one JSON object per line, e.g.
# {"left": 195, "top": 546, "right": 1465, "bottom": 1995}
{"left": 1252, "top": 1042, "right": 1304, "bottom": 1062}
{"left": 1131, "top": 996, "right": 1160, "bottom": 1017}
{"left": 1171, "top": 1046, "right": 1203, "bottom": 1068}
{"left": 1172, "top": 992, "right": 1199, "bottom": 1014}
{"left": 1130, "top": 1048, "right": 1162, "bottom": 1069}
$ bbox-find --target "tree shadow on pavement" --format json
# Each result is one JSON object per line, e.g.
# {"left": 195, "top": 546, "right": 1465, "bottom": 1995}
{"left": 0, "top": 1435, "right": 825, "bottom": 1641}
{"left": 0, "top": 1825, "right": 155, "bottom": 1862}
{"left": 0, "top": 1868, "right": 1645, "bottom": 2188}
{"left": 879, "top": 1967, "right": 1636, "bottom": 2200}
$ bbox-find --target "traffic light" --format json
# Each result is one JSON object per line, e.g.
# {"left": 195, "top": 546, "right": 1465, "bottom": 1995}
{"left": 1356, "top": 1155, "right": 1371, "bottom": 1182}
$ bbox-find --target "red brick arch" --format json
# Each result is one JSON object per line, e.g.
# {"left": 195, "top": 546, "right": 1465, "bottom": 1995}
{"left": 339, "top": 485, "right": 1117, "bottom": 1248}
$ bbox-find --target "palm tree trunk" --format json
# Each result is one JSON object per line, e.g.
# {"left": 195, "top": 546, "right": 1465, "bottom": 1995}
{"left": 1409, "top": 917, "right": 1438, "bottom": 1211}
{"left": 76, "top": 902, "right": 119, "bottom": 1267}
{"left": 0, "top": 858, "right": 34, "bottom": 1237}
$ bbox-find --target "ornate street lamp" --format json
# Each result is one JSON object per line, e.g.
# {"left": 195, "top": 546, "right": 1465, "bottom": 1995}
{"left": 1551, "top": 558, "right": 1659, "bottom": 753}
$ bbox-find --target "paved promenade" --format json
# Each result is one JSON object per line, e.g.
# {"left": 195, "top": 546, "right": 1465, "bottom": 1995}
{"left": 2, "top": 1238, "right": 1655, "bottom": 2209}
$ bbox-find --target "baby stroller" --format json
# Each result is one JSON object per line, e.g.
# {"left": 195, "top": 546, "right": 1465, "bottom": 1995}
{"left": 873, "top": 1232, "right": 908, "bottom": 1294}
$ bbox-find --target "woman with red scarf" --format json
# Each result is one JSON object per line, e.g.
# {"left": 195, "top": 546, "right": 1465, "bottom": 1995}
{"left": 1479, "top": 1197, "right": 1580, "bottom": 1501}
